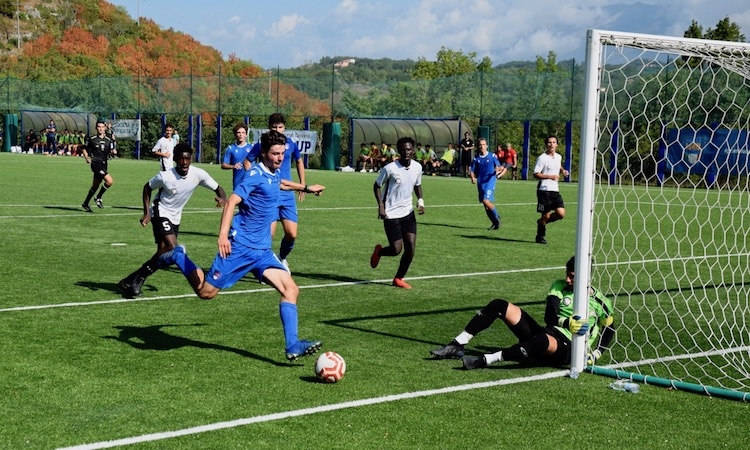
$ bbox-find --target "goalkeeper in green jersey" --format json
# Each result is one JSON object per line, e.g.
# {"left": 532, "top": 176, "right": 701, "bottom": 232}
{"left": 430, "top": 256, "right": 615, "bottom": 369}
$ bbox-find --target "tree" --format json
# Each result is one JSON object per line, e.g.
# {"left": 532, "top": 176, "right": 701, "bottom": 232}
{"left": 705, "top": 17, "right": 746, "bottom": 42}
{"left": 413, "top": 47, "right": 490, "bottom": 80}
{"left": 683, "top": 20, "right": 703, "bottom": 39}
{"left": 683, "top": 17, "right": 746, "bottom": 42}
{"left": 535, "top": 51, "right": 558, "bottom": 73}
{"left": 681, "top": 17, "right": 746, "bottom": 69}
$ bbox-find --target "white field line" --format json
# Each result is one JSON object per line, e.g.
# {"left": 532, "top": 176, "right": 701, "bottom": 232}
{"left": 0, "top": 266, "right": 555, "bottom": 313}
{"left": 57, "top": 342, "right": 750, "bottom": 450}
{"left": 12, "top": 264, "right": 565, "bottom": 450}
{"left": 0, "top": 202, "right": 537, "bottom": 220}
{"left": 57, "top": 370, "right": 569, "bottom": 450}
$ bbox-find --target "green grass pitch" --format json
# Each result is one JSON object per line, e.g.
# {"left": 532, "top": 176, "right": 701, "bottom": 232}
{"left": 0, "top": 153, "right": 747, "bottom": 449}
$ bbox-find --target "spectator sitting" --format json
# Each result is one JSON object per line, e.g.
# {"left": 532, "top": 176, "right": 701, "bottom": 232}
{"left": 40, "top": 130, "right": 48, "bottom": 154}
{"left": 24, "top": 129, "right": 38, "bottom": 154}
{"left": 415, "top": 143, "right": 430, "bottom": 171}
{"left": 426, "top": 144, "right": 441, "bottom": 175}
{"left": 440, "top": 143, "right": 458, "bottom": 173}
{"left": 387, "top": 143, "right": 398, "bottom": 163}
{"left": 358, "top": 142, "right": 373, "bottom": 172}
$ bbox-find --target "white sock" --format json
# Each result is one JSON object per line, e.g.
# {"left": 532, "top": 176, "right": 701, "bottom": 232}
{"left": 485, "top": 350, "right": 503, "bottom": 365}
{"left": 455, "top": 332, "right": 473, "bottom": 345}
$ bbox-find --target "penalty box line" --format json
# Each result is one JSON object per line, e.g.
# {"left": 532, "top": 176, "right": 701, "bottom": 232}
{"left": 58, "top": 370, "right": 568, "bottom": 450}
{"left": 0, "top": 266, "right": 559, "bottom": 313}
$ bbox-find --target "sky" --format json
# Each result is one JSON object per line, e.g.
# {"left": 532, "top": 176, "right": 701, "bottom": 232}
{"left": 108, "top": 0, "right": 750, "bottom": 69}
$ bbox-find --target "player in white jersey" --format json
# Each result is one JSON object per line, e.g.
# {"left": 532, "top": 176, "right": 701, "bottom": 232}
{"left": 370, "top": 136, "right": 425, "bottom": 289}
{"left": 533, "top": 135, "right": 569, "bottom": 244}
{"left": 151, "top": 123, "right": 176, "bottom": 171}
{"left": 119, "top": 143, "right": 227, "bottom": 298}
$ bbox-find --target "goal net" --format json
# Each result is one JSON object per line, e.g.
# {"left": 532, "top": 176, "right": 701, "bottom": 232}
{"left": 573, "top": 29, "right": 750, "bottom": 401}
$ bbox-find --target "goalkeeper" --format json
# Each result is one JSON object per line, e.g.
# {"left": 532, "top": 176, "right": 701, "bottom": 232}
{"left": 430, "top": 256, "right": 615, "bottom": 369}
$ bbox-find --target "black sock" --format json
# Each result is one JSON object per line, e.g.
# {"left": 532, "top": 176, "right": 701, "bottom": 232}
{"left": 96, "top": 183, "right": 111, "bottom": 199}
{"left": 84, "top": 187, "right": 96, "bottom": 205}
{"left": 465, "top": 299, "right": 508, "bottom": 335}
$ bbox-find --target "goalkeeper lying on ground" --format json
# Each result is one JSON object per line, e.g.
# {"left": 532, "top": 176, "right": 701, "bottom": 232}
{"left": 430, "top": 256, "right": 615, "bottom": 370}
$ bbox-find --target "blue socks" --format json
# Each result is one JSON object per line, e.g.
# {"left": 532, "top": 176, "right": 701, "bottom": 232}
{"left": 279, "top": 301, "right": 299, "bottom": 350}
{"left": 158, "top": 246, "right": 197, "bottom": 277}
{"left": 172, "top": 247, "right": 197, "bottom": 277}
{"left": 485, "top": 207, "right": 500, "bottom": 224}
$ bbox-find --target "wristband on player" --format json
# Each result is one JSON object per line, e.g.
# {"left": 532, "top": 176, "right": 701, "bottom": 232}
{"left": 417, "top": 198, "right": 425, "bottom": 208}
{"left": 303, "top": 185, "right": 310, "bottom": 193}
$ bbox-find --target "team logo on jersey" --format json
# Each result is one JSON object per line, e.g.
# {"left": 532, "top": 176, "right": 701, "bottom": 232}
{"left": 211, "top": 270, "right": 222, "bottom": 280}
{"left": 170, "top": 188, "right": 177, "bottom": 195}
{"left": 562, "top": 296, "right": 572, "bottom": 306}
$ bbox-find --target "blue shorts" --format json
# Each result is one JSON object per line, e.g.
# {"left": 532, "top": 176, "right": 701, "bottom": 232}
{"left": 477, "top": 184, "right": 496, "bottom": 203}
{"left": 204, "top": 245, "right": 287, "bottom": 289}
{"left": 278, "top": 195, "right": 298, "bottom": 223}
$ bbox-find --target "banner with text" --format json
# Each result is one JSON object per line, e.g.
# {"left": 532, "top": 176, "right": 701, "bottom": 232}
{"left": 249, "top": 129, "right": 318, "bottom": 155}
{"left": 112, "top": 119, "right": 142, "bottom": 141}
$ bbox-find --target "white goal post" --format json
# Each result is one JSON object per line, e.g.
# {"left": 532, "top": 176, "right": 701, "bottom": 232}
{"left": 573, "top": 29, "right": 750, "bottom": 401}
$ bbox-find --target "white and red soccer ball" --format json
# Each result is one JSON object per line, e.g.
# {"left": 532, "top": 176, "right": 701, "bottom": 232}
{"left": 315, "top": 351, "right": 346, "bottom": 383}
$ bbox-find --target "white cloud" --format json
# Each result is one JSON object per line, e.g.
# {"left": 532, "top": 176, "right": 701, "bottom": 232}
{"left": 339, "top": 0, "right": 357, "bottom": 14}
{"left": 267, "top": 14, "right": 311, "bottom": 37}
{"left": 107, "top": 0, "right": 750, "bottom": 67}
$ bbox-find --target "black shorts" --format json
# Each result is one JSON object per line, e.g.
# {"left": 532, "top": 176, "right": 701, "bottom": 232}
{"left": 544, "top": 326, "right": 572, "bottom": 367}
{"left": 151, "top": 216, "right": 180, "bottom": 244}
{"left": 383, "top": 211, "right": 417, "bottom": 243}
{"left": 461, "top": 150, "right": 472, "bottom": 166}
{"left": 90, "top": 160, "right": 109, "bottom": 179}
{"left": 536, "top": 190, "right": 564, "bottom": 214}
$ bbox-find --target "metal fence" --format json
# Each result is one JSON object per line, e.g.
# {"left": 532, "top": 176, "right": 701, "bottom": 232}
{"left": 1, "top": 68, "right": 583, "bottom": 171}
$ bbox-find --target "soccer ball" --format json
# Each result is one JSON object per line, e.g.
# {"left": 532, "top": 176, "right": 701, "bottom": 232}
{"left": 315, "top": 351, "right": 346, "bottom": 383}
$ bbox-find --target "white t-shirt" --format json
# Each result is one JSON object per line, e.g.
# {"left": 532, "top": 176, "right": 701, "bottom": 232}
{"left": 375, "top": 160, "right": 423, "bottom": 219}
{"left": 149, "top": 165, "right": 219, "bottom": 225}
{"left": 534, "top": 151, "right": 562, "bottom": 192}
{"left": 152, "top": 136, "right": 175, "bottom": 171}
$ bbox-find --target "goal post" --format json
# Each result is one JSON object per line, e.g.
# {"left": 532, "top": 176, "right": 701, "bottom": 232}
{"left": 572, "top": 29, "right": 750, "bottom": 401}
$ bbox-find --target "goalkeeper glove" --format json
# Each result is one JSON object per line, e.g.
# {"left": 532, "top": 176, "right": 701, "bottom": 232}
{"left": 567, "top": 315, "right": 589, "bottom": 336}
{"left": 599, "top": 315, "right": 614, "bottom": 327}
{"left": 586, "top": 349, "right": 602, "bottom": 365}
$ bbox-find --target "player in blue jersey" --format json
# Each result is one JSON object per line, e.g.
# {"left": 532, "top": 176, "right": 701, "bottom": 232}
{"left": 469, "top": 137, "right": 502, "bottom": 230}
{"left": 431, "top": 256, "right": 615, "bottom": 370}
{"left": 161, "top": 130, "right": 326, "bottom": 361}
{"left": 243, "top": 113, "right": 305, "bottom": 271}
{"left": 221, "top": 122, "right": 252, "bottom": 189}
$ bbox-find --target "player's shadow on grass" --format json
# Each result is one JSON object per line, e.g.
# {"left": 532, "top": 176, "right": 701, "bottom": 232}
{"left": 320, "top": 300, "right": 543, "bottom": 348}
{"left": 179, "top": 230, "right": 221, "bottom": 239}
{"left": 75, "top": 280, "right": 126, "bottom": 295}
{"left": 110, "top": 205, "right": 141, "bottom": 211}
{"left": 459, "top": 234, "right": 530, "bottom": 244}
{"left": 75, "top": 280, "right": 160, "bottom": 297}
{"left": 290, "top": 271, "right": 367, "bottom": 284}
{"left": 418, "top": 221, "right": 477, "bottom": 230}
{"left": 103, "top": 324, "right": 295, "bottom": 366}
{"left": 43, "top": 205, "right": 88, "bottom": 212}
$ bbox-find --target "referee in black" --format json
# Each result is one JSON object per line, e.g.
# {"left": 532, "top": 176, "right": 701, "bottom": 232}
{"left": 81, "top": 120, "right": 115, "bottom": 212}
